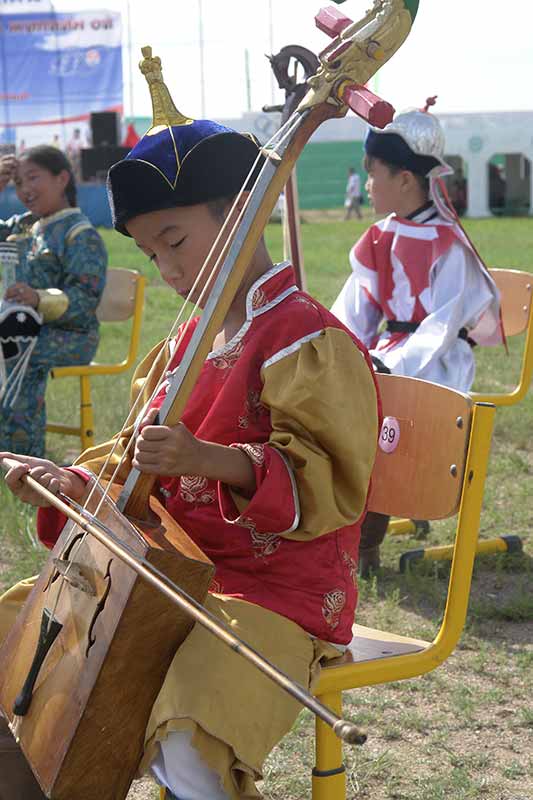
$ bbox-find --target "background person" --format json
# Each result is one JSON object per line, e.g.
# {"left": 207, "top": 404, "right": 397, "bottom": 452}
{"left": 331, "top": 106, "right": 502, "bottom": 574}
{"left": 66, "top": 127, "right": 86, "bottom": 183}
{"left": 344, "top": 166, "right": 363, "bottom": 220}
{"left": 0, "top": 145, "right": 107, "bottom": 457}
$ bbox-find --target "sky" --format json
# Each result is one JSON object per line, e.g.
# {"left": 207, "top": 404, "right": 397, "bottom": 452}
{"left": 27, "top": 0, "right": 533, "bottom": 123}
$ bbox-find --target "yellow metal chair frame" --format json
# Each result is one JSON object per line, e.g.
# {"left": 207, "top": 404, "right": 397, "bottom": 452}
{"left": 159, "top": 374, "right": 494, "bottom": 800}
{"left": 392, "top": 268, "right": 532, "bottom": 563}
{"left": 46, "top": 268, "right": 146, "bottom": 451}
{"left": 311, "top": 373, "right": 495, "bottom": 799}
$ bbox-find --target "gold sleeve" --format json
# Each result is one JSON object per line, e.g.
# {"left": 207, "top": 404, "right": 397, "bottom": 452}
{"left": 36, "top": 288, "right": 69, "bottom": 322}
{"left": 74, "top": 339, "right": 170, "bottom": 481}
{"left": 260, "top": 327, "right": 378, "bottom": 541}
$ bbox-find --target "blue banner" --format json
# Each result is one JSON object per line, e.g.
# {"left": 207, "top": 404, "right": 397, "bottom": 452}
{"left": 0, "top": 9, "right": 122, "bottom": 144}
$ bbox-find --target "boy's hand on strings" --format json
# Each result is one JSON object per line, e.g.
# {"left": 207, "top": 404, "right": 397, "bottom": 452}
{"left": 0, "top": 453, "right": 86, "bottom": 507}
{"left": 133, "top": 408, "right": 207, "bottom": 477}
{"left": 133, "top": 408, "right": 257, "bottom": 495}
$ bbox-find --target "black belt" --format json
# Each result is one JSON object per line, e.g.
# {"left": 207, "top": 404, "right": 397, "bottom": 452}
{"left": 386, "top": 320, "right": 470, "bottom": 341}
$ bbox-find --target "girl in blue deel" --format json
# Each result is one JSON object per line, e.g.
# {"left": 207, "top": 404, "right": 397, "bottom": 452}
{"left": 0, "top": 146, "right": 107, "bottom": 456}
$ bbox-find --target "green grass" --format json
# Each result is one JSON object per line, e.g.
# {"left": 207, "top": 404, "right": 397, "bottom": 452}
{"left": 1, "top": 213, "right": 533, "bottom": 800}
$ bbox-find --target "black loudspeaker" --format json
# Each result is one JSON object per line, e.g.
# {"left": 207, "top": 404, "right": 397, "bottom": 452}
{"left": 81, "top": 146, "right": 129, "bottom": 182}
{"left": 90, "top": 111, "right": 120, "bottom": 147}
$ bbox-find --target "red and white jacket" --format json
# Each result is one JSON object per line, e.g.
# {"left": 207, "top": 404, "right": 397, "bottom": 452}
{"left": 332, "top": 205, "right": 502, "bottom": 390}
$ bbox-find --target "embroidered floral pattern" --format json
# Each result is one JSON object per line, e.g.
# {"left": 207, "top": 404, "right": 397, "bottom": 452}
{"left": 179, "top": 475, "right": 216, "bottom": 505}
{"left": 251, "top": 530, "right": 282, "bottom": 558}
{"left": 238, "top": 442, "right": 266, "bottom": 466}
{"left": 211, "top": 340, "right": 244, "bottom": 370}
{"left": 238, "top": 389, "right": 268, "bottom": 429}
{"left": 342, "top": 551, "right": 358, "bottom": 586}
{"left": 294, "top": 295, "right": 316, "bottom": 309}
{"left": 237, "top": 515, "right": 282, "bottom": 559}
{"left": 251, "top": 287, "right": 269, "bottom": 310}
{"left": 322, "top": 589, "right": 346, "bottom": 630}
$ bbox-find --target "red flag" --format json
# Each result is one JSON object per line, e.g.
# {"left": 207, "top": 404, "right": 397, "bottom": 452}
{"left": 122, "top": 123, "right": 140, "bottom": 149}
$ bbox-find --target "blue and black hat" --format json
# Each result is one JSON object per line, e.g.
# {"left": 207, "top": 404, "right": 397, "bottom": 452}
{"left": 107, "top": 47, "right": 264, "bottom": 236}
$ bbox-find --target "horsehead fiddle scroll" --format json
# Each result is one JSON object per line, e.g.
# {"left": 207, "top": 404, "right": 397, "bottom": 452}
{"left": 0, "top": 3, "right": 419, "bottom": 798}
{"left": 263, "top": 44, "right": 320, "bottom": 290}
{"left": 264, "top": 19, "right": 399, "bottom": 289}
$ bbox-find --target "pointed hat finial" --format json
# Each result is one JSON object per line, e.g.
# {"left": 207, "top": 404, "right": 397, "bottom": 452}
{"left": 139, "top": 46, "right": 193, "bottom": 133}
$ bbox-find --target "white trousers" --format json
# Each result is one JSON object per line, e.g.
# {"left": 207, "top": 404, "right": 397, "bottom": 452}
{"left": 150, "top": 730, "right": 230, "bottom": 800}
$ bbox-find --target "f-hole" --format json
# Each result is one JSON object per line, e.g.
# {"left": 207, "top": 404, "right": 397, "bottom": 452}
{"left": 86, "top": 559, "right": 112, "bottom": 657}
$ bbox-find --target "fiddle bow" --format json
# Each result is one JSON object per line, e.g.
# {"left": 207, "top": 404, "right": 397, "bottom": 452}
{"left": 0, "top": 3, "right": 418, "bottom": 798}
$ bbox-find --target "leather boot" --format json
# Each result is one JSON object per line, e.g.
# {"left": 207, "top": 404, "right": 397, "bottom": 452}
{"left": 358, "top": 545, "right": 381, "bottom": 578}
{"left": 0, "top": 715, "right": 47, "bottom": 800}
{"left": 358, "top": 511, "right": 390, "bottom": 577}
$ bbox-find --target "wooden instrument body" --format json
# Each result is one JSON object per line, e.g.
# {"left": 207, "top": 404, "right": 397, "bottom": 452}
{"left": 0, "top": 481, "right": 214, "bottom": 800}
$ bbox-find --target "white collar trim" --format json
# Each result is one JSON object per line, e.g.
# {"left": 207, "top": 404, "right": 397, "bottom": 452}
{"left": 207, "top": 261, "right": 297, "bottom": 360}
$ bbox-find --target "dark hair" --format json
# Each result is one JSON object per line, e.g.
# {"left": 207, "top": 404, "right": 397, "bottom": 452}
{"left": 364, "top": 153, "right": 430, "bottom": 196}
{"left": 206, "top": 195, "right": 235, "bottom": 223}
{"left": 19, "top": 145, "right": 77, "bottom": 207}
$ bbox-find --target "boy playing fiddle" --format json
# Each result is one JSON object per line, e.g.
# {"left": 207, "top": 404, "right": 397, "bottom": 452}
{"left": 0, "top": 52, "right": 379, "bottom": 800}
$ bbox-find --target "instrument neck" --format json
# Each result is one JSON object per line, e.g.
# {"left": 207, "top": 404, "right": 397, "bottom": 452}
{"left": 118, "top": 104, "right": 340, "bottom": 520}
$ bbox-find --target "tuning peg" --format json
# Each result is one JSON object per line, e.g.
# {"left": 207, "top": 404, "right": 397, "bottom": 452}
{"left": 341, "top": 83, "right": 395, "bottom": 127}
{"left": 315, "top": 5, "right": 353, "bottom": 37}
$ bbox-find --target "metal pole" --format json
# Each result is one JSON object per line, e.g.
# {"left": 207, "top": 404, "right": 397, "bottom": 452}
{"left": 198, "top": 0, "right": 206, "bottom": 117}
{"left": 268, "top": 0, "right": 275, "bottom": 104}
{"left": 126, "top": 0, "right": 134, "bottom": 119}
{"left": 49, "top": 1, "right": 67, "bottom": 149}
{"left": 244, "top": 48, "right": 251, "bottom": 113}
{"left": 0, "top": 11, "right": 11, "bottom": 146}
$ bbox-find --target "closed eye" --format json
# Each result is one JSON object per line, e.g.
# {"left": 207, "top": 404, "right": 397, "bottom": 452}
{"left": 171, "top": 236, "right": 186, "bottom": 250}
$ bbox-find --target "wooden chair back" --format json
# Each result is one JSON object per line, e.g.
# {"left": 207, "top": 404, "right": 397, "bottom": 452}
{"left": 367, "top": 373, "right": 472, "bottom": 520}
{"left": 490, "top": 268, "right": 532, "bottom": 337}
{"left": 97, "top": 268, "right": 141, "bottom": 323}
{"left": 311, "top": 378, "right": 496, "bottom": 800}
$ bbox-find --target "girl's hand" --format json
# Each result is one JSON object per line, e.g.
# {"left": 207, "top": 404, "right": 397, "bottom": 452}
{"left": 4, "top": 282, "right": 40, "bottom": 308}
{"left": 133, "top": 408, "right": 206, "bottom": 477}
{"left": 0, "top": 155, "right": 17, "bottom": 193}
{"left": 0, "top": 453, "right": 86, "bottom": 507}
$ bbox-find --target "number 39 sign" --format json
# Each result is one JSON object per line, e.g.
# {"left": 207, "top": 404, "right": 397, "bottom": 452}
{"left": 379, "top": 416, "right": 400, "bottom": 454}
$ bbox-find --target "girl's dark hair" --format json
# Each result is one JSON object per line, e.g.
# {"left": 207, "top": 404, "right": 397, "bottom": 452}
{"left": 20, "top": 145, "right": 77, "bottom": 207}
{"left": 364, "top": 154, "right": 430, "bottom": 196}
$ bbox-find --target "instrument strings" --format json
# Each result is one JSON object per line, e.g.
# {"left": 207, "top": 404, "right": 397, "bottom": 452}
{"left": 43, "top": 111, "right": 301, "bottom": 624}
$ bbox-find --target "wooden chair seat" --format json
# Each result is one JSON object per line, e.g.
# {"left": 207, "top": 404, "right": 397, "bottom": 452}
{"left": 325, "top": 624, "right": 428, "bottom": 667}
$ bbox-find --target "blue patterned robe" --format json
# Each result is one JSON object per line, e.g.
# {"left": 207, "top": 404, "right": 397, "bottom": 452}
{"left": 0, "top": 207, "right": 107, "bottom": 456}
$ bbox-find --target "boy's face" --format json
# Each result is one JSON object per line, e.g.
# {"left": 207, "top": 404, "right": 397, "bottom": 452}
{"left": 365, "top": 157, "right": 406, "bottom": 216}
{"left": 126, "top": 203, "right": 227, "bottom": 308}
